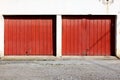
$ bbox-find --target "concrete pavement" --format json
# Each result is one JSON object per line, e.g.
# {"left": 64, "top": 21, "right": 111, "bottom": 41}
{"left": 0, "top": 58, "right": 120, "bottom": 80}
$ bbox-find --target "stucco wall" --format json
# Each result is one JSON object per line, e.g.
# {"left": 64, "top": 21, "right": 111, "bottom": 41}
{"left": 0, "top": 0, "right": 120, "bottom": 57}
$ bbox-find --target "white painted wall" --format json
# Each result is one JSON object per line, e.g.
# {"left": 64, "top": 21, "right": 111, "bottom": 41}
{"left": 56, "top": 15, "right": 62, "bottom": 57}
{"left": 116, "top": 15, "right": 120, "bottom": 57}
{"left": 0, "top": 0, "right": 120, "bottom": 57}
{"left": 0, "top": 15, "right": 4, "bottom": 57}
{"left": 0, "top": 0, "right": 118, "bottom": 15}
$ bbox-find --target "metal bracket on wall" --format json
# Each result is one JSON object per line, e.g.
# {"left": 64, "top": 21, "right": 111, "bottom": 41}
{"left": 100, "top": 0, "right": 114, "bottom": 13}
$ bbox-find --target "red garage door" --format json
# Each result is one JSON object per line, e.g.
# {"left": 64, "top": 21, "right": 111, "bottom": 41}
{"left": 62, "top": 15, "right": 115, "bottom": 56}
{"left": 4, "top": 15, "right": 56, "bottom": 56}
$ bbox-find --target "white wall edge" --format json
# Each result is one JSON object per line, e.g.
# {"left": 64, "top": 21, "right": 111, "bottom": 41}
{"left": 56, "top": 15, "right": 62, "bottom": 57}
{"left": 116, "top": 14, "right": 120, "bottom": 58}
{"left": 0, "top": 14, "right": 4, "bottom": 57}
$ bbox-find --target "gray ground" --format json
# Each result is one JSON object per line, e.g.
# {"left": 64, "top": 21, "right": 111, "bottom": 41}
{"left": 0, "top": 59, "right": 120, "bottom": 80}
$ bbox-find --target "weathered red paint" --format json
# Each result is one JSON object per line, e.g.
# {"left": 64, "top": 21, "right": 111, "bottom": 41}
{"left": 62, "top": 15, "right": 115, "bottom": 56}
{"left": 4, "top": 16, "right": 55, "bottom": 56}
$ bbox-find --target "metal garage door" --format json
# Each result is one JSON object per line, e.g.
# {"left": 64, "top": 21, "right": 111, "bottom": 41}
{"left": 4, "top": 15, "right": 56, "bottom": 56}
{"left": 62, "top": 15, "right": 115, "bottom": 56}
